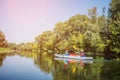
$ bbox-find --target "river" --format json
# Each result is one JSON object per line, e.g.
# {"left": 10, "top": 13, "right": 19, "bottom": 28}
{"left": 0, "top": 52, "right": 120, "bottom": 80}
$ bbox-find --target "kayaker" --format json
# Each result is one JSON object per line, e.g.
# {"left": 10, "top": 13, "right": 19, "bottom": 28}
{"left": 80, "top": 49, "right": 86, "bottom": 57}
{"left": 65, "top": 48, "right": 69, "bottom": 55}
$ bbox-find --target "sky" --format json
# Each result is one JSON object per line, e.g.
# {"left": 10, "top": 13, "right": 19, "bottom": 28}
{"left": 0, "top": 0, "right": 111, "bottom": 44}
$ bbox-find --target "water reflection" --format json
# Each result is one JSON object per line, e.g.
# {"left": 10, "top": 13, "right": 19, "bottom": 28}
{"left": 0, "top": 53, "right": 53, "bottom": 80}
{"left": 0, "top": 54, "right": 6, "bottom": 67}
{"left": 0, "top": 52, "right": 120, "bottom": 80}
{"left": 53, "top": 57, "right": 94, "bottom": 80}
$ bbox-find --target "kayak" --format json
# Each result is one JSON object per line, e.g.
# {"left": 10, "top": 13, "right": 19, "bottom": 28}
{"left": 54, "top": 57, "right": 93, "bottom": 63}
{"left": 54, "top": 54, "right": 93, "bottom": 60}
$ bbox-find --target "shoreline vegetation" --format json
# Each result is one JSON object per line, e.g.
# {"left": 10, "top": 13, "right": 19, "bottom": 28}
{"left": 0, "top": 48, "right": 16, "bottom": 54}
{"left": 0, "top": 48, "right": 120, "bottom": 61}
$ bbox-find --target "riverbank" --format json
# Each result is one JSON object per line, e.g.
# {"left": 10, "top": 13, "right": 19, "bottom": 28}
{"left": 0, "top": 48, "right": 15, "bottom": 54}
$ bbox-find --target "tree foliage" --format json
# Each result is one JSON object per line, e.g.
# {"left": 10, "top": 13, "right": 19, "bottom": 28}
{"left": 0, "top": 30, "right": 7, "bottom": 47}
{"left": 1, "top": 0, "right": 119, "bottom": 57}
{"left": 107, "top": 0, "right": 120, "bottom": 54}
{"left": 35, "top": 13, "right": 105, "bottom": 54}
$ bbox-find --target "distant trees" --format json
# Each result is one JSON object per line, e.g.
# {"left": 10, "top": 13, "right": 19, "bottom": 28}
{"left": 8, "top": 43, "right": 17, "bottom": 50}
{"left": 18, "top": 42, "right": 38, "bottom": 51}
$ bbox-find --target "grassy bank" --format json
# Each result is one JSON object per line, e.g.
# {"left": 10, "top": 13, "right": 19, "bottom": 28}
{"left": 0, "top": 48, "right": 14, "bottom": 54}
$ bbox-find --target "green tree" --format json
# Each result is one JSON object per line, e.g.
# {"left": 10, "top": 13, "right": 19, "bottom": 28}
{"left": 35, "top": 13, "right": 105, "bottom": 54}
{"left": 96, "top": 7, "right": 108, "bottom": 53}
{"left": 35, "top": 30, "right": 53, "bottom": 51}
{"left": 107, "top": 0, "right": 120, "bottom": 55}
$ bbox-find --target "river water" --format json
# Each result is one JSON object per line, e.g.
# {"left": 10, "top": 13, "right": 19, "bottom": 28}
{"left": 0, "top": 52, "right": 120, "bottom": 80}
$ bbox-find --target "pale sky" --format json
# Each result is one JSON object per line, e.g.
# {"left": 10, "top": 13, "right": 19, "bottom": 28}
{"left": 0, "top": 0, "right": 111, "bottom": 44}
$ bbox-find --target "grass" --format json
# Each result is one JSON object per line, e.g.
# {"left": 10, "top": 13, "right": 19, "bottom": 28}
{"left": 0, "top": 48, "right": 14, "bottom": 54}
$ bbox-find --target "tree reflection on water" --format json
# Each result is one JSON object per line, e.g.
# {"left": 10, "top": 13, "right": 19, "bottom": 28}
{"left": 0, "top": 52, "right": 120, "bottom": 80}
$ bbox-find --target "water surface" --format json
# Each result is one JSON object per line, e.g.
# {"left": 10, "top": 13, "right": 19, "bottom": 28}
{"left": 0, "top": 53, "right": 120, "bottom": 80}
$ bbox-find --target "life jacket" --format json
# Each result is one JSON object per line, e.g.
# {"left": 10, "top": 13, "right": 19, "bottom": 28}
{"left": 80, "top": 52, "right": 85, "bottom": 57}
{"left": 70, "top": 53, "right": 76, "bottom": 56}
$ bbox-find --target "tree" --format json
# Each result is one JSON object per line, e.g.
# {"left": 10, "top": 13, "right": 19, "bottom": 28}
{"left": 0, "top": 30, "right": 7, "bottom": 47}
{"left": 34, "top": 13, "right": 105, "bottom": 54}
{"left": 8, "top": 43, "right": 17, "bottom": 50}
{"left": 107, "top": 0, "right": 120, "bottom": 55}
{"left": 88, "top": 7, "right": 97, "bottom": 24}
{"left": 35, "top": 30, "right": 53, "bottom": 50}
